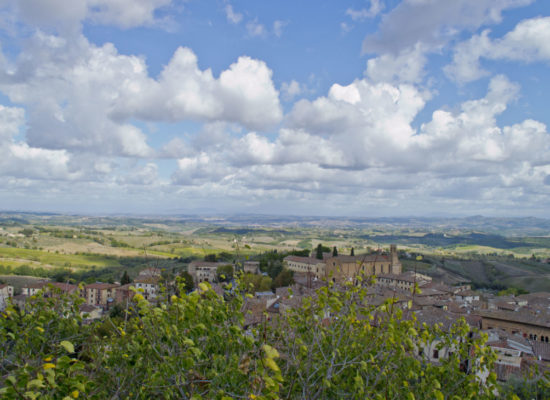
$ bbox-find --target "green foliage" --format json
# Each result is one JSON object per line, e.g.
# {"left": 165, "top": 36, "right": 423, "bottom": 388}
{"left": 20, "top": 228, "right": 35, "bottom": 237}
{"left": 204, "top": 253, "right": 217, "bottom": 262}
{"left": 272, "top": 268, "right": 293, "bottom": 290}
{"left": 217, "top": 264, "right": 234, "bottom": 282}
{"left": 120, "top": 271, "right": 131, "bottom": 285}
{"left": 332, "top": 246, "right": 338, "bottom": 256}
{"left": 178, "top": 271, "right": 195, "bottom": 293}
{"left": 498, "top": 287, "right": 529, "bottom": 296}
{"left": 316, "top": 244, "right": 330, "bottom": 260}
{"left": 242, "top": 273, "right": 272, "bottom": 293}
{"left": 0, "top": 276, "right": 542, "bottom": 399}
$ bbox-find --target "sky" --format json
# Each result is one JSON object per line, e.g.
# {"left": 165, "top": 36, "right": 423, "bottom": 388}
{"left": 0, "top": 0, "right": 549, "bottom": 217}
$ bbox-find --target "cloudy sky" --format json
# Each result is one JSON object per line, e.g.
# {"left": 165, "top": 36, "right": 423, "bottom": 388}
{"left": 0, "top": 0, "right": 549, "bottom": 217}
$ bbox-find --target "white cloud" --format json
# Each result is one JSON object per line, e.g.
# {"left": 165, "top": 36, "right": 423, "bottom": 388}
{"left": 340, "top": 22, "right": 352, "bottom": 34}
{"left": 225, "top": 4, "right": 242, "bottom": 24}
{"left": 446, "top": 16, "right": 550, "bottom": 83}
{"left": 365, "top": 44, "right": 427, "bottom": 84}
{"left": 362, "top": 0, "right": 533, "bottom": 54}
{"left": 9, "top": 0, "right": 175, "bottom": 31}
{"left": 273, "top": 20, "right": 287, "bottom": 37}
{"left": 0, "top": 104, "right": 24, "bottom": 140}
{"left": 116, "top": 47, "right": 282, "bottom": 130}
{"left": 0, "top": 33, "right": 153, "bottom": 157}
{"left": 281, "top": 80, "right": 303, "bottom": 101}
{"left": 120, "top": 162, "right": 159, "bottom": 185}
{"left": 346, "top": 0, "right": 384, "bottom": 21}
{"left": 246, "top": 19, "right": 266, "bottom": 37}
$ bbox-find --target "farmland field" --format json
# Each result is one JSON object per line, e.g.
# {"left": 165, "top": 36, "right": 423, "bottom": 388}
{"left": 1, "top": 212, "right": 550, "bottom": 293}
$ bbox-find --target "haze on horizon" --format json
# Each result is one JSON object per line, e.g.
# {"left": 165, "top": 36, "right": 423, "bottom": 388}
{"left": 0, "top": 1, "right": 549, "bottom": 217}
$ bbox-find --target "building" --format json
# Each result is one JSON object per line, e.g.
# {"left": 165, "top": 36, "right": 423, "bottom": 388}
{"left": 133, "top": 276, "right": 159, "bottom": 299}
{"left": 22, "top": 281, "right": 78, "bottom": 296}
{"left": 477, "top": 310, "right": 550, "bottom": 342}
{"left": 283, "top": 256, "right": 326, "bottom": 278}
{"left": 323, "top": 245, "right": 402, "bottom": 283}
{"left": 243, "top": 261, "right": 260, "bottom": 274}
{"left": 376, "top": 271, "right": 431, "bottom": 291}
{"left": 188, "top": 261, "right": 221, "bottom": 284}
{"left": 0, "top": 283, "right": 14, "bottom": 310}
{"left": 84, "top": 283, "right": 119, "bottom": 307}
{"left": 138, "top": 267, "right": 162, "bottom": 278}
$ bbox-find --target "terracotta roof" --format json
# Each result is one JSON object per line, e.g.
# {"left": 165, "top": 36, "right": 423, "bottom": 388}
{"left": 477, "top": 310, "right": 550, "bottom": 328}
{"left": 85, "top": 283, "right": 119, "bottom": 290}
{"left": 133, "top": 276, "right": 159, "bottom": 284}
{"left": 327, "top": 254, "right": 390, "bottom": 263}
{"left": 283, "top": 256, "right": 325, "bottom": 265}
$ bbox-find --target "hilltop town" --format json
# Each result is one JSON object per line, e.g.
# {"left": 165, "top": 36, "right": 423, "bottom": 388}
{"left": 3, "top": 241, "right": 550, "bottom": 389}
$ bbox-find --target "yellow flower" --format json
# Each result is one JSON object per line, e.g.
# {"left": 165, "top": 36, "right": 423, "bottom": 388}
{"left": 71, "top": 390, "right": 79, "bottom": 398}
{"left": 43, "top": 363, "right": 56, "bottom": 370}
{"left": 44, "top": 356, "right": 53, "bottom": 362}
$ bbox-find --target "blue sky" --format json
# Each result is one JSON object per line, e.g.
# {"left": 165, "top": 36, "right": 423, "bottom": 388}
{"left": 0, "top": 0, "right": 549, "bottom": 217}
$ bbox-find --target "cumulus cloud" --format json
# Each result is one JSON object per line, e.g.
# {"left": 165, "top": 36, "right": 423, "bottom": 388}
{"left": 0, "top": 31, "right": 282, "bottom": 161}
{"left": 365, "top": 44, "right": 428, "bottom": 84}
{"left": 446, "top": 16, "right": 550, "bottom": 83}
{"left": 362, "top": 0, "right": 533, "bottom": 54}
{"left": 281, "top": 80, "right": 304, "bottom": 101}
{"left": 115, "top": 47, "right": 282, "bottom": 130}
{"left": 165, "top": 73, "right": 549, "bottom": 215}
{"left": 0, "top": 33, "right": 153, "bottom": 157}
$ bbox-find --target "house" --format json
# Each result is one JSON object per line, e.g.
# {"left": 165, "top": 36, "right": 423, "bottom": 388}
{"left": 133, "top": 276, "right": 159, "bottom": 299}
{"left": 84, "top": 283, "right": 119, "bottom": 307}
{"left": 477, "top": 309, "right": 550, "bottom": 341}
{"left": 0, "top": 283, "right": 14, "bottom": 310}
{"left": 115, "top": 283, "right": 136, "bottom": 304}
{"left": 79, "top": 304, "right": 103, "bottom": 321}
{"left": 188, "top": 261, "right": 221, "bottom": 284}
{"left": 243, "top": 261, "right": 260, "bottom": 274}
{"left": 22, "top": 281, "right": 78, "bottom": 296}
{"left": 376, "top": 271, "right": 431, "bottom": 291}
{"left": 138, "top": 267, "right": 162, "bottom": 278}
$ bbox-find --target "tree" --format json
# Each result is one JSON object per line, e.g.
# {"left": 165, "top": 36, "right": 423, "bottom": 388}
{"left": 242, "top": 273, "right": 272, "bottom": 292}
{"left": 332, "top": 246, "right": 338, "bottom": 256}
{"left": 204, "top": 253, "right": 217, "bottom": 262}
{"left": 1, "top": 277, "right": 540, "bottom": 399}
{"left": 179, "top": 271, "right": 194, "bottom": 293}
{"left": 315, "top": 244, "right": 330, "bottom": 260}
{"left": 272, "top": 268, "right": 294, "bottom": 289}
{"left": 350, "top": 247, "right": 355, "bottom": 256}
{"left": 120, "top": 271, "right": 131, "bottom": 285}
{"left": 216, "top": 264, "right": 234, "bottom": 282}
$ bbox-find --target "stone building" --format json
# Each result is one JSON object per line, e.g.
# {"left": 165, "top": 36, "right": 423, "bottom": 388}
{"left": 323, "top": 245, "right": 402, "bottom": 283}
{"left": 188, "top": 261, "right": 221, "bottom": 284}
{"left": 283, "top": 256, "right": 326, "bottom": 278}
{"left": 477, "top": 310, "right": 550, "bottom": 342}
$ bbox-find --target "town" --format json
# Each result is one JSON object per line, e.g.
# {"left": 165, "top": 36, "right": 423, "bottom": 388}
{"left": 2, "top": 243, "right": 549, "bottom": 388}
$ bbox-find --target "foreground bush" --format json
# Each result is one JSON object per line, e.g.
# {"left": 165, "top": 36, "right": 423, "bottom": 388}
{"left": 0, "top": 281, "right": 544, "bottom": 399}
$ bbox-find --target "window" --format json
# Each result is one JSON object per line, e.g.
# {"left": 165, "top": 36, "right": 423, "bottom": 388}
{"left": 433, "top": 349, "right": 439, "bottom": 359}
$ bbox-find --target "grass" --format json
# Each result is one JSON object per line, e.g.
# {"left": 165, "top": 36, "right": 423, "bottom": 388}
{"left": 0, "top": 247, "right": 122, "bottom": 269}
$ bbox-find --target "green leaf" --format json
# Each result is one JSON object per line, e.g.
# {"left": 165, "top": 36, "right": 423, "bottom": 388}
{"left": 60, "top": 340, "right": 75, "bottom": 353}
